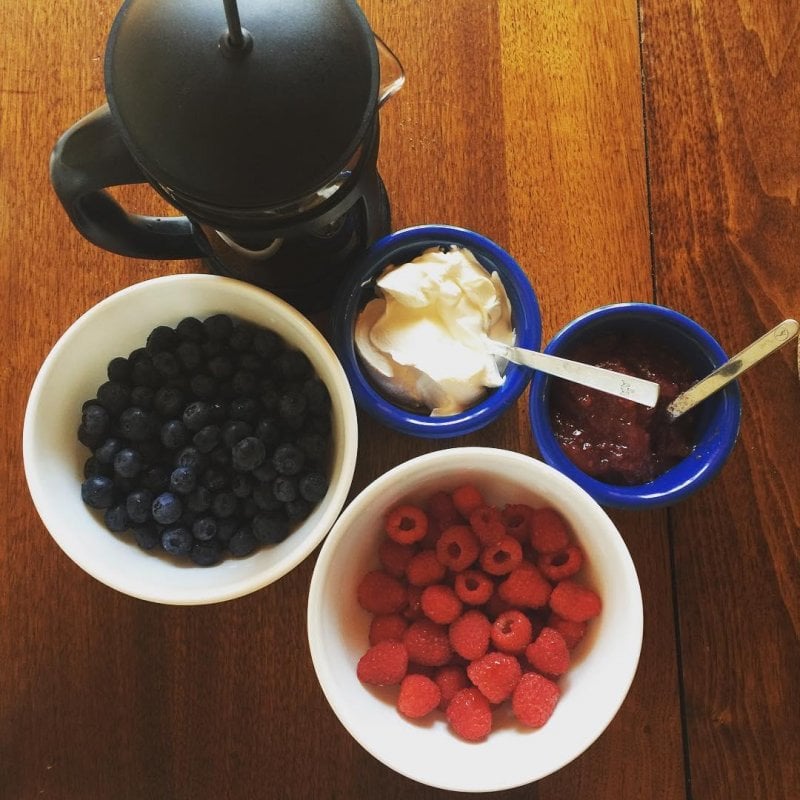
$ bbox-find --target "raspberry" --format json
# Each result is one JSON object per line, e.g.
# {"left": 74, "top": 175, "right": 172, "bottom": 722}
{"left": 537, "top": 545, "right": 583, "bottom": 581}
{"left": 469, "top": 505, "right": 506, "bottom": 546}
{"left": 501, "top": 503, "right": 534, "bottom": 543}
{"left": 467, "top": 652, "right": 522, "bottom": 704}
{"left": 435, "top": 525, "right": 479, "bottom": 572}
{"left": 446, "top": 687, "right": 493, "bottom": 742}
{"left": 426, "top": 490, "right": 461, "bottom": 528}
{"left": 546, "top": 613, "right": 587, "bottom": 649}
{"left": 357, "top": 640, "right": 409, "bottom": 686}
{"left": 378, "top": 538, "right": 417, "bottom": 578}
{"left": 511, "top": 672, "right": 560, "bottom": 728}
{"left": 434, "top": 665, "right": 469, "bottom": 710}
{"left": 418, "top": 516, "right": 443, "bottom": 549}
{"left": 397, "top": 674, "right": 441, "bottom": 719}
{"left": 356, "top": 570, "right": 408, "bottom": 614}
{"left": 369, "top": 613, "right": 409, "bottom": 645}
{"left": 525, "top": 627, "right": 570, "bottom": 676}
{"left": 451, "top": 484, "right": 484, "bottom": 519}
{"left": 529, "top": 507, "right": 571, "bottom": 554}
{"left": 479, "top": 535, "right": 523, "bottom": 576}
{"left": 448, "top": 609, "right": 491, "bottom": 661}
{"left": 490, "top": 609, "right": 533, "bottom": 654}
{"left": 498, "top": 562, "right": 552, "bottom": 608}
{"left": 405, "top": 549, "right": 447, "bottom": 587}
{"left": 385, "top": 504, "right": 429, "bottom": 545}
{"left": 483, "top": 590, "right": 513, "bottom": 620}
{"left": 453, "top": 569, "right": 494, "bottom": 606}
{"left": 403, "top": 620, "right": 452, "bottom": 667}
{"left": 421, "top": 584, "right": 463, "bottom": 624}
{"left": 549, "top": 579, "right": 602, "bottom": 622}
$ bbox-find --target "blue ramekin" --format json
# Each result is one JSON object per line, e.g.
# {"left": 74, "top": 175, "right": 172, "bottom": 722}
{"left": 331, "top": 225, "right": 541, "bottom": 438}
{"left": 529, "top": 303, "right": 742, "bottom": 509}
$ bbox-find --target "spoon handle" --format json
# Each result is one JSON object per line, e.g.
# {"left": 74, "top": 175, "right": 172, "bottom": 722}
{"left": 666, "top": 319, "right": 800, "bottom": 421}
{"left": 491, "top": 342, "right": 660, "bottom": 407}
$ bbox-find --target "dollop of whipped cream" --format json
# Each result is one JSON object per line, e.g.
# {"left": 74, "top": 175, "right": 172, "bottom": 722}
{"left": 354, "top": 246, "right": 514, "bottom": 416}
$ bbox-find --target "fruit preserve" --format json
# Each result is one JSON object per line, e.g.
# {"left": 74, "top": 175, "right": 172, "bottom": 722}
{"left": 549, "top": 332, "right": 697, "bottom": 485}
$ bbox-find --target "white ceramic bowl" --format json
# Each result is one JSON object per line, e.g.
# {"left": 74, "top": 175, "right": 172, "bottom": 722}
{"left": 23, "top": 274, "right": 358, "bottom": 605}
{"left": 307, "top": 447, "right": 642, "bottom": 793}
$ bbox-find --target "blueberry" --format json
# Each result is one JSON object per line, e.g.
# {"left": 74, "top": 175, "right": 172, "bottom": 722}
{"left": 231, "top": 436, "right": 266, "bottom": 472}
{"left": 113, "top": 448, "right": 143, "bottom": 478}
{"left": 96, "top": 381, "right": 131, "bottom": 415}
{"left": 191, "top": 516, "right": 218, "bottom": 542}
{"left": 297, "top": 433, "right": 328, "bottom": 464}
{"left": 298, "top": 472, "right": 328, "bottom": 504}
{"left": 275, "top": 349, "right": 311, "bottom": 380}
{"left": 133, "top": 523, "right": 160, "bottom": 551}
{"left": 228, "top": 526, "right": 258, "bottom": 557}
{"left": 207, "top": 354, "right": 235, "bottom": 380}
{"left": 84, "top": 456, "right": 111, "bottom": 479}
{"left": 231, "top": 473, "right": 253, "bottom": 499}
{"left": 252, "top": 481, "right": 282, "bottom": 511}
{"left": 126, "top": 489, "right": 154, "bottom": 524}
{"left": 161, "top": 526, "right": 193, "bottom": 556}
{"left": 272, "top": 443, "right": 305, "bottom": 476}
{"left": 146, "top": 325, "right": 178, "bottom": 354}
{"left": 176, "top": 340, "right": 202, "bottom": 372}
{"left": 229, "top": 397, "right": 259, "bottom": 423}
{"left": 119, "top": 407, "right": 156, "bottom": 442}
{"left": 193, "top": 424, "right": 221, "bottom": 454}
{"left": 203, "top": 313, "right": 234, "bottom": 341}
{"left": 107, "top": 356, "right": 132, "bottom": 383}
{"left": 209, "top": 446, "right": 232, "bottom": 468}
{"left": 77, "top": 424, "right": 104, "bottom": 450}
{"left": 237, "top": 352, "right": 263, "bottom": 373}
{"left": 81, "top": 475, "right": 115, "bottom": 509}
{"left": 221, "top": 420, "right": 252, "bottom": 448}
{"left": 189, "top": 373, "right": 217, "bottom": 400}
{"left": 211, "top": 491, "right": 237, "bottom": 518}
{"left": 303, "top": 378, "right": 331, "bottom": 415}
{"left": 259, "top": 385, "right": 279, "bottom": 413}
{"left": 130, "top": 385, "right": 155, "bottom": 410}
{"left": 252, "top": 328, "right": 281, "bottom": 358}
{"left": 279, "top": 390, "right": 307, "bottom": 423}
{"left": 285, "top": 498, "right": 312, "bottom": 522}
{"left": 252, "top": 462, "right": 278, "bottom": 484}
{"left": 255, "top": 417, "right": 281, "bottom": 447}
{"left": 176, "top": 316, "right": 205, "bottom": 342}
{"left": 232, "top": 370, "right": 258, "bottom": 397}
{"left": 215, "top": 517, "right": 238, "bottom": 544}
{"left": 272, "top": 475, "right": 298, "bottom": 503}
{"left": 152, "top": 492, "right": 183, "bottom": 525}
{"left": 190, "top": 541, "right": 222, "bottom": 567}
{"left": 94, "top": 437, "right": 124, "bottom": 465}
{"left": 175, "top": 446, "right": 207, "bottom": 472}
{"left": 81, "top": 403, "right": 109, "bottom": 436}
{"left": 160, "top": 419, "right": 188, "bottom": 450}
{"left": 170, "top": 466, "right": 197, "bottom": 495}
{"left": 228, "top": 323, "right": 254, "bottom": 352}
{"left": 154, "top": 386, "right": 184, "bottom": 417}
{"left": 153, "top": 351, "right": 180, "bottom": 379}
{"left": 239, "top": 497, "right": 258, "bottom": 519}
{"left": 202, "top": 467, "right": 227, "bottom": 492}
{"left": 103, "top": 504, "right": 129, "bottom": 532}
{"left": 183, "top": 400, "right": 213, "bottom": 431}
{"left": 131, "top": 357, "right": 161, "bottom": 389}
{"left": 252, "top": 512, "right": 290, "bottom": 544}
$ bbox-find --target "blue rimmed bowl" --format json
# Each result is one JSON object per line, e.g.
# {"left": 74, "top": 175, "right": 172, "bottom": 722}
{"left": 331, "top": 225, "right": 541, "bottom": 438}
{"left": 529, "top": 303, "right": 742, "bottom": 509}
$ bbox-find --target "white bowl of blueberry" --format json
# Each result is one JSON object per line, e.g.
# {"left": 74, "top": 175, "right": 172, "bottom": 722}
{"left": 23, "top": 274, "right": 359, "bottom": 605}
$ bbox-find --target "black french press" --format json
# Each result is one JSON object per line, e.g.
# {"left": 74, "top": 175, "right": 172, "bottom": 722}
{"left": 50, "top": 0, "right": 404, "bottom": 312}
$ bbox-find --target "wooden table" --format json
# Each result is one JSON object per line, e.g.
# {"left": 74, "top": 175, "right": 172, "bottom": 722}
{"left": 2, "top": 1, "right": 798, "bottom": 797}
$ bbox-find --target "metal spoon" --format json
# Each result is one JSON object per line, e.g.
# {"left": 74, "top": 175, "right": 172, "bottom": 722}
{"left": 666, "top": 318, "right": 800, "bottom": 421}
{"left": 487, "top": 340, "right": 660, "bottom": 407}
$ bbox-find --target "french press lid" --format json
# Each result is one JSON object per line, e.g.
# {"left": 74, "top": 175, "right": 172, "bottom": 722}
{"left": 105, "top": 0, "right": 379, "bottom": 212}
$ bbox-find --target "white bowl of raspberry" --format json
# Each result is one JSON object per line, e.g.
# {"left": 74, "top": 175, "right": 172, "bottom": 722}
{"left": 307, "top": 447, "right": 642, "bottom": 792}
{"left": 23, "top": 274, "right": 358, "bottom": 604}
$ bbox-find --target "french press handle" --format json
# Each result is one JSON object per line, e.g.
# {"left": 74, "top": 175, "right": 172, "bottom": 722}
{"left": 50, "top": 105, "right": 203, "bottom": 260}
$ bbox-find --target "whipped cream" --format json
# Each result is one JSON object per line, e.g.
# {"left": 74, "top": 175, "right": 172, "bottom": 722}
{"left": 354, "top": 246, "right": 514, "bottom": 416}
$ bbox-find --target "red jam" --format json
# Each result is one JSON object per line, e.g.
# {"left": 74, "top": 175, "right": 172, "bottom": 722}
{"left": 549, "top": 333, "right": 698, "bottom": 485}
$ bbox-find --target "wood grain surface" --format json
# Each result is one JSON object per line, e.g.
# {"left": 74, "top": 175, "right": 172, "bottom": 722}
{"left": 1, "top": 1, "right": 797, "bottom": 798}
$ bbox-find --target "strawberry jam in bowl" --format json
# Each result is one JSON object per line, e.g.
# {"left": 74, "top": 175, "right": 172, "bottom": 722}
{"left": 530, "top": 303, "right": 742, "bottom": 510}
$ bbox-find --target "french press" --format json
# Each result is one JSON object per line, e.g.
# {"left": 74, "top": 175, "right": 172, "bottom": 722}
{"left": 50, "top": 0, "right": 404, "bottom": 311}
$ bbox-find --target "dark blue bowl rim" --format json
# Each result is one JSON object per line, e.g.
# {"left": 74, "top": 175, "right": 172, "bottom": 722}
{"left": 332, "top": 225, "right": 542, "bottom": 438}
{"left": 529, "top": 302, "right": 742, "bottom": 509}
